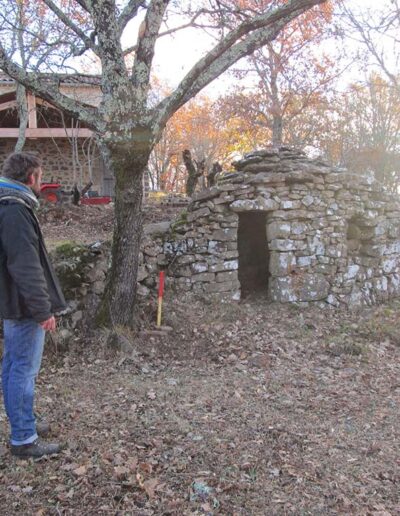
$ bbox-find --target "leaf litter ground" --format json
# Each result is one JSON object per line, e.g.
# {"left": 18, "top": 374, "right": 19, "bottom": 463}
{"left": 1, "top": 203, "right": 400, "bottom": 514}
{"left": 1, "top": 296, "right": 400, "bottom": 515}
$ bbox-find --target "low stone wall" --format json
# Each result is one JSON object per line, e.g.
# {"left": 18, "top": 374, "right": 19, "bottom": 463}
{"left": 50, "top": 242, "right": 109, "bottom": 342}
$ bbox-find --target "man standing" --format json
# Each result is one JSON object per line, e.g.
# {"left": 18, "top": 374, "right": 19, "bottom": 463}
{"left": 0, "top": 152, "right": 66, "bottom": 458}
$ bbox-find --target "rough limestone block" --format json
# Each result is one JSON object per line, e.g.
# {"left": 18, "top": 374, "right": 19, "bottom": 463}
{"left": 272, "top": 209, "right": 316, "bottom": 220}
{"left": 210, "top": 262, "right": 228, "bottom": 273}
{"left": 302, "top": 195, "right": 314, "bottom": 207}
{"left": 192, "top": 187, "right": 221, "bottom": 202}
{"left": 269, "top": 252, "right": 296, "bottom": 276}
{"left": 245, "top": 172, "right": 286, "bottom": 185}
{"left": 242, "top": 163, "right": 280, "bottom": 173}
{"left": 223, "top": 259, "right": 239, "bottom": 271}
{"left": 269, "top": 277, "right": 298, "bottom": 302}
{"left": 326, "top": 246, "right": 342, "bottom": 258}
{"left": 230, "top": 197, "right": 279, "bottom": 212}
{"left": 326, "top": 294, "right": 340, "bottom": 307}
{"left": 192, "top": 272, "right": 215, "bottom": 283}
{"left": 137, "top": 266, "right": 149, "bottom": 282}
{"left": 223, "top": 250, "right": 239, "bottom": 259}
{"left": 271, "top": 273, "right": 329, "bottom": 302}
{"left": 255, "top": 187, "right": 272, "bottom": 198}
{"left": 175, "top": 265, "right": 192, "bottom": 278}
{"left": 384, "top": 241, "right": 400, "bottom": 255}
{"left": 307, "top": 235, "right": 326, "bottom": 256}
{"left": 348, "top": 286, "right": 363, "bottom": 306}
{"left": 297, "top": 255, "right": 314, "bottom": 267}
{"left": 208, "top": 241, "right": 228, "bottom": 254}
{"left": 372, "top": 276, "right": 389, "bottom": 297}
{"left": 388, "top": 222, "right": 400, "bottom": 239}
{"left": 281, "top": 200, "right": 301, "bottom": 210}
{"left": 361, "top": 244, "right": 384, "bottom": 257}
{"left": 291, "top": 222, "right": 308, "bottom": 236}
{"left": 211, "top": 228, "right": 237, "bottom": 241}
{"left": 204, "top": 280, "right": 240, "bottom": 293}
{"left": 269, "top": 239, "right": 298, "bottom": 252}
{"left": 227, "top": 242, "right": 238, "bottom": 251}
{"left": 191, "top": 262, "right": 208, "bottom": 274}
{"left": 176, "top": 255, "right": 196, "bottom": 265}
{"left": 216, "top": 271, "right": 238, "bottom": 283}
{"left": 187, "top": 207, "right": 211, "bottom": 223}
{"left": 219, "top": 184, "right": 239, "bottom": 192}
{"left": 382, "top": 256, "right": 399, "bottom": 274}
{"left": 176, "top": 277, "right": 192, "bottom": 290}
{"left": 388, "top": 273, "right": 400, "bottom": 294}
{"left": 298, "top": 273, "right": 330, "bottom": 301}
{"left": 266, "top": 221, "right": 291, "bottom": 240}
{"left": 343, "top": 264, "right": 360, "bottom": 280}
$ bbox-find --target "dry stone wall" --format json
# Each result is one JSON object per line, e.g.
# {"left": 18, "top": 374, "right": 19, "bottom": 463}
{"left": 139, "top": 147, "right": 400, "bottom": 308}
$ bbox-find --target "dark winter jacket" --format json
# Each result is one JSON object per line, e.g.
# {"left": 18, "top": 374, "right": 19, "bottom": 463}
{"left": 0, "top": 177, "right": 67, "bottom": 322}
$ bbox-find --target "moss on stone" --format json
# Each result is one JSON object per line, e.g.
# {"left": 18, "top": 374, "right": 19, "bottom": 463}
{"left": 169, "top": 210, "right": 188, "bottom": 236}
{"left": 53, "top": 242, "right": 97, "bottom": 297}
{"left": 55, "top": 241, "right": 86, "bottom": 258}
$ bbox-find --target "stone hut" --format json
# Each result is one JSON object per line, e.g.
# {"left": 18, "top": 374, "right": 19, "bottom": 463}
{"left": 140, "top": 147, "right": 400, "bottom": 308}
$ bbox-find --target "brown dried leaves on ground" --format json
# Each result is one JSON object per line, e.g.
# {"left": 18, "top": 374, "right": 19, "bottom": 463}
{"left": 1, "top": 295, "right": 400, "bottom": 515}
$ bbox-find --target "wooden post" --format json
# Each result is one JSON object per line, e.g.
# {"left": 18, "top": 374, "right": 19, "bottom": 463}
{"left": 27, "top": 92, "right": 37, "bottom": 129}
{"left": 156, "top": 271, "right": 165, "bottom": 327}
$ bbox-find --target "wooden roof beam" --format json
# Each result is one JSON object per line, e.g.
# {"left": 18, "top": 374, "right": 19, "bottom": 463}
{"left": 0, "top": 127, "right": 93, "bottom": 138}
{"left": 0, "top": 100, "right": 17, "bottom": 112}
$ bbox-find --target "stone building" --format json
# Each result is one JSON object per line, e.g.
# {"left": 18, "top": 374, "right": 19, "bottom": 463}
{"left": 0, "top": 73, "right": 149, "bottom": 197}
{"left": 0, "top": 73, "right": 117, "bottom": 195}
{"left": 139, "top": 147, "right": 400, "bottom": 308}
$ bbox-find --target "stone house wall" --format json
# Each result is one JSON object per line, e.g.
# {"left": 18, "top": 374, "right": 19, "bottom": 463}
{"left": 0, "top": 138, "right": 104, "bottom": 193}
{"left": 137, "top": 148, "right": 400, "bottom": 308}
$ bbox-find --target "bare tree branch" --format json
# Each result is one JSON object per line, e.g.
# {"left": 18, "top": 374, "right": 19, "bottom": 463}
{"left": 131, "top": 0, "right": 170, "bottom": 103}
{"left": 123, "top": 10, "right": 206, "bottom": 56}
{"left": 118, "top": 0, "right": 147, "bottom": 35}
{"left": 0, "top": 44, "right": 100, "bottom": 128}
{"left": 341, "top": 3, "right": 400, "bottom": 93}
{"left": 41, "top": 0, "right": 98, "bottom": 54}
{"left": 154, "top": 0, "right": 327, "bottom": 130}
{"left": 75, "top": 0, "right": 91, "bottom": 12}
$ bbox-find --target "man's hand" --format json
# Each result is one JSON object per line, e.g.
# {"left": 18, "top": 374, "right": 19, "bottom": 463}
{"left": 40, "top": 316, "right": 56, "bottom": 332}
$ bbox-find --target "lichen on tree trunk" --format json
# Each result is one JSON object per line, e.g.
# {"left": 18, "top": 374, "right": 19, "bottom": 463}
{"left": 183, "top": 149, "right": 204, "bottom": 196}
{"left": 15, "top": 84, "right": 28, "bottom": 152}
{"left": 97, "top": 141, "right": 150, "bottom": 331}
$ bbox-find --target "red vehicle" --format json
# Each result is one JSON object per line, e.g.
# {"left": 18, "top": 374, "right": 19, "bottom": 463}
{"left": 40, "top": 182, "right": 62, "bottom": 203}
{"left": 81, "top": 194, "right": 112, "bottom": 205}
{"left": 40, "top": 182, "right": 112, "bottom": 205}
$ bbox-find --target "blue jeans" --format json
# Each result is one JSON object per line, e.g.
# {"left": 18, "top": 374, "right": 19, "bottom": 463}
{"left": 2, "top": 319, "right": 45, "bottom": 445}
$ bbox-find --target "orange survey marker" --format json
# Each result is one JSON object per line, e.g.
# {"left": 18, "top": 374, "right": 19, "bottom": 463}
{"left": 156, "top": 271, "right": 165, "bottom": 327}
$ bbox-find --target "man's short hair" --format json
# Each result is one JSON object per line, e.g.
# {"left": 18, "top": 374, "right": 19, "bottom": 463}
{"left": 2, "top": 152, "right": 42, "bottom": 184}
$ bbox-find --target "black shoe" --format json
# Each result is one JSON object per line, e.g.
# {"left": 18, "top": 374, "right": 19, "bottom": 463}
{"left": 36, "top": 421, "right": 51, "bottom": 437}
{"left": 11, "top": 438, "right": 61, "bottom": 458}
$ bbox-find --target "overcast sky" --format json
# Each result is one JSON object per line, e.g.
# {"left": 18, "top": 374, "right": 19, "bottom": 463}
{"left": 140, "top": 0, "right": 391, "bottom": 98}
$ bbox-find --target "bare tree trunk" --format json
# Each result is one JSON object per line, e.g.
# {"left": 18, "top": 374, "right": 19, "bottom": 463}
{"left": 270, "top": 61, "right": 283, "bottom": 147}
{"left": 97, "top": 143, "right": 149, "bottom": 333}
{"left": 15, "top": 84, "right": 28, "bottom": 152}
{"left": 208, "top": 162, "right": 222, "bottom": 187}
{"left": 272, "top": 113, "right": 283, "bottom": 147}
{"left": 183, "top": 149, "right": 203, "bottom": 196}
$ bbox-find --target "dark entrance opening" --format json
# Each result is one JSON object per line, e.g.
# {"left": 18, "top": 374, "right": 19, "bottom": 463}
{"left": 238, "top": 212, "right": 269, "bottom": 298}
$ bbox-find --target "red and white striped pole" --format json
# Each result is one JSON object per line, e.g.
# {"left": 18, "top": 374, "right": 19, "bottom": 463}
{"left": 156, "top": 271, "right": 165, "bottom": 327}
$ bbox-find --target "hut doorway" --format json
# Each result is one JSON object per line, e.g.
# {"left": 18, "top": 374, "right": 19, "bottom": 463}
{"left": 238, "top": 212, "right": 269, "bottom": 298}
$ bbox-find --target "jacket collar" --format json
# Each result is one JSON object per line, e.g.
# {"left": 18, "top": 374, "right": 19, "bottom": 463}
{"left": 0, "top": 177, "right": 39, "bottom": 209}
